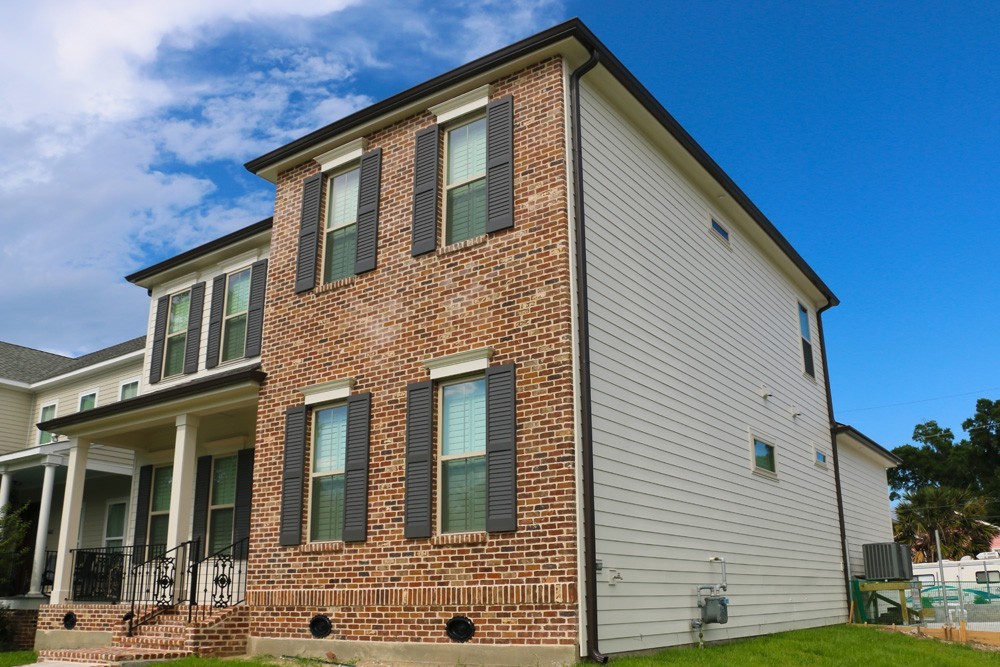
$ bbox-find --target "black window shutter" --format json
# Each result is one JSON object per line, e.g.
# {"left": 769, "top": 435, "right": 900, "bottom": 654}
{"left": 280, "top": 406, "right": 308, "bottom": 546}
{"left": 803, "top": 340, "right": 815, "bottom": 378}
{"left": 183, "top": 282, "right": 205, "bottom": 375}
{"left": 244, "top": 259, "right": 268, "bottom": 358}
{"left": 485, "top": 363, "right": 517, "bottom": 532}
{"left": 233, "top": 448, "right": 254, "bottom": 559}
{"left": 354, "top": 149, "right": 382, "bottom": 274}
{"left": 485, "top": 95, "right": 515, "bottom": 233}
{"left": 149, "top": 296, "right": 169, "bottom": 384}
{"left": 342, "top": 392, "right": 371, "bottom": 542}
{"left": 132, "top": 465, "right": 153, "bottom": 546}
{"left": 191, "top": 455, "right": 212, "bottom": 560}
{"left": 411, "top": 126, "right": 439, "bottom": 256}
{"left": 205, "top": 274, "right": 227, "bottom": 369}
{"left": 295, "top": 173, "right": 324, "bottom": 293}
{"left": 404, "top": 381, "right": 433, "bottom": 538}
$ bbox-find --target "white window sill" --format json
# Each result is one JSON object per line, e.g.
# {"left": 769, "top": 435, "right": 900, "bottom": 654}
{"left": 299, "top": 540, "right": 345, "bottom": 553}
{"left": 752, "top": 468, "right": 779, "bottom": 482}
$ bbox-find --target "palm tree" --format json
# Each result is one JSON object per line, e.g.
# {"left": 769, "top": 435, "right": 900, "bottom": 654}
{"left": 893, "top": 487, "right": 997, "bottom": 562}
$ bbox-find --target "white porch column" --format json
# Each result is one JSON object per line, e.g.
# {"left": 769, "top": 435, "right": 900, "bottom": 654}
{"left": 166, "top": 414, "right": 199, "bottom": 551}
{"left": 27, "top": 460, "right": 59, "bottom": 596}
{"left": 50, "top": 438, "right": 89, "bottom": 605}
{"left": 0, "top": 469, "right": 12, "bottom": 508}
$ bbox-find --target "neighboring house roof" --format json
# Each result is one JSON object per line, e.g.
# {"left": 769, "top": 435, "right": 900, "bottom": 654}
{"left": 0, "top": 336, "right": 145, "bottom": 384}
{"left": 126, "top": 217, "right": 273, "bottom": 285}
{"left": 243, "top": 18, "right": 838, "bottom": 307}
{"left": 834, "top": 422, "right": 903, "bottom": 466}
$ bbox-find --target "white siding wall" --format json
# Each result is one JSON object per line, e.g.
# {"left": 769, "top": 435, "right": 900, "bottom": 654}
{"left": 579, "top": 79, "right": 846, "bottom": 653}
{"left": 77, "top": 475, "right": 133, "bottom": 549}
{"left": 0, "top": 387, "right": 32, "bottom": 455}
{"left": 837, "top": 441, "right": 894, "bottom": 578}
{"left": 139, "top": 248, "right": 269, "bottom": 395}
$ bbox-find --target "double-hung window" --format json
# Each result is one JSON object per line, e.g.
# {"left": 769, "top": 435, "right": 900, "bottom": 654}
{"left": 38, "top": 404, "right": 56, "bottom": 444}
{"left": 163, "top": 290, "right": 191, "bottom": 378}
{"left": 439, "top": 376, "right": 487, "bottom": 533}
{"left": 208, "top": 455, "right": 237, "bottom": 554}
{"left": 444, "top": 117, "right": 487, "bottom": 245}
{"left": 148, "top": 466, "right": 173, "bottom": 551}
{"left": 104, "top": 501, "right": 127, "bottom": 549}
{"left": 221, "top": 268, "right": 251, "bottom": 363}
{"left": 310, "top": 404, "right": 347, "bottom": 542}
{"left": 79, "top": 391, "right": 97, "bottom": 412}
{"left": 324, "top": 167, "right": 360, "bottom": 283}
{"left": 798, "top": 304, "right": 815, "bottom": 378}
{"left": 120, "top": 380, "right": 139, "bottom": 400}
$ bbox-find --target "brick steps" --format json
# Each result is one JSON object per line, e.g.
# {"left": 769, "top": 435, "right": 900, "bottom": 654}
{"left": 37, "top": 646, "right": 192, "bottom": 666}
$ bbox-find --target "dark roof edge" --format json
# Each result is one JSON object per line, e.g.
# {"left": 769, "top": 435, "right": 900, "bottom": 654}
{"left": 39, "top": 366, "right": 266, "bottom": 432}
{"left": 126, "top": 217, "right": 273, "bottom": 284}
{"left": 244, "top": 18, "right": 837, "bottom": 306}
{"left": 833, "top": 422, "right": 903, "bottom": 465}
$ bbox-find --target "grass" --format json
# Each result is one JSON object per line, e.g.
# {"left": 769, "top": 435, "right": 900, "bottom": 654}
{"left": 610, "top": 625, "right": 1000, "bottom": 666}
{"left": 0, "top": 652, "right": 35, "bottom": 667}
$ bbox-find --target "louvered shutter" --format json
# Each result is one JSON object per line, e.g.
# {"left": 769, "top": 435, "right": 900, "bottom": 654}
{"left": 404, "top": 381, "right": 433, "bottom": 538}
{"left": 205, "top": 274, "right": 227, "bottom": 369}
{"left": 486, "top": 96, "right": 514, "bottom": 233}
{"left": 354, "top": 149, "right": 382, "bottom": 274}
{"left": 233, "top": 448, "right": 254, "bottom": 559}
{"left": 295, "top": 173, "right": 323, "bottom": 293}
{"left": 244, "top": 259, "right": 268, "bottom": 357}
{"left": 485, "top": 364, "right": 517, "bottom": 532}
{"left": 191, "top": 455, "right": 212, "bottom": 560}
{"left": 411, "top": 126, "right": 439, "bottom": 256}
{"left": 149, "top": 297, "right": 169, "bottom": 384}
{"left": 342, "top": 393, "right": 371, "bottom": 542}
{"left": 183, "top": 282, "right": 205, "bottom": 375}
{"left": 280, "top": 406, "right": 307, "bottom": 546}
{"left": 133, "top": 465, "right": 153, "bottom": 546}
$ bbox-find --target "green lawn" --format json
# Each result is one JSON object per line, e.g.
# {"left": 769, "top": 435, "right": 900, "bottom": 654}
{"left": 609, "top": 625, "right": 999, "bottom": 666}
{"left": 0, "top": 652, "right": 35, "bottom": 667}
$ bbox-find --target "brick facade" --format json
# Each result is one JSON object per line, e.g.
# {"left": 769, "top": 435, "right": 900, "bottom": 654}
{"left": 249, "top": 54, "right": 579, "bottom": 652}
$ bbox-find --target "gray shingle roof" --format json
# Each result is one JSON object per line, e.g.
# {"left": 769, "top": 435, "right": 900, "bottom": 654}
{"left": 0, "top": 336, "right": 145, "bottom": 384}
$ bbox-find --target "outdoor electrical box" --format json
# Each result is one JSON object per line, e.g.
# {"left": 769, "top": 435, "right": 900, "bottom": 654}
{"left": 700, "top": 595, "right": 729, "bottom": 624}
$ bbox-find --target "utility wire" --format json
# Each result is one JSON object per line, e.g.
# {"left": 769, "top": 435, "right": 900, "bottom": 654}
{"left": 839, "top": 387, "right": 1000, "bottom": 414}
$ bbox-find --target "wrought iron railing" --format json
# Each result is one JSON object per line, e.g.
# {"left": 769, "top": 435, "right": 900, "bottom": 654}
{"left": 187, "top": 536, "right": 248, "bottom": 623}
{"left": 128, "top": 540, "right": 192, "bottom": 635}
{"left": 70, "top": 546, "right": 138, "bottom": 603}
{"left": 41, "top": 550, "right": 57, "bottom": 595}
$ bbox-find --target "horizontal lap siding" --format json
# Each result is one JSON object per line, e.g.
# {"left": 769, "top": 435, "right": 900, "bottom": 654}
{"left": 580, "top": 80, "right": 845, "bottom": 654}
{"left": 837, "top": 444, "right": 893, "bottom": 577}
{"left": 0, "top": 388, "right": 32, "bottom": 454}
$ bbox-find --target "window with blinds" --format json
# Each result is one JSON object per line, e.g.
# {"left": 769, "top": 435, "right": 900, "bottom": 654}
{"left": 439, "top": 377, "right": 487, "bottom": 533}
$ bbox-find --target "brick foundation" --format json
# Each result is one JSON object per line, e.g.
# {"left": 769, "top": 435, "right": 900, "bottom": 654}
{"left": 7, "top": 609, "right": 38, "bottom": 650}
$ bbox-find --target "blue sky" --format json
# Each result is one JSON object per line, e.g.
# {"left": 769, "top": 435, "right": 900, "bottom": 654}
{"left": 0, "top": 1, "right": 996, "bottom": 454}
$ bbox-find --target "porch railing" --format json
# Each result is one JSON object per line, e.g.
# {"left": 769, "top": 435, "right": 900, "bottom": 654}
{"left": 0, "top": 550, "right": 49, "bottom": 597}
{"left": 187, "top": 536, "right": 248, "bottom": 623}
{"left": 128, "top": 540, "right": 192, "bottom": 635}
{"left": 70, "top": 546, "right": 139, "bottom": 603}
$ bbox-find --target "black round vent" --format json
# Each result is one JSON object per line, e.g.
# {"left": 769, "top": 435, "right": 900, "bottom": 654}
{"left": 63, "top": 612, "right": 77, "bottom": 630}
{"left": 309, "top": 614, "right": 332, "bottom": 639}
{"left": 445, "top": 615, "right": 475, "bottom": 643}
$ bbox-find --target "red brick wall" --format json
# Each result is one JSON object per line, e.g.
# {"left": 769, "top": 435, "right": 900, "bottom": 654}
{"left": 37, "top": 603, "right": 128, "bottom": 636}
{"left": 8, "top": 609, "right": 38, "bottom": 650}
{"left": 250, "top": 55, "right": 578, "bottom": 648}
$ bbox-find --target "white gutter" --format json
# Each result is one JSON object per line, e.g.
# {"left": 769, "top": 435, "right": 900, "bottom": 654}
{"left": 25, "top": 350, "right": 144, "bottom": 390}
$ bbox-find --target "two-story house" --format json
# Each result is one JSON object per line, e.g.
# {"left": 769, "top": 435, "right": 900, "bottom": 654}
{"left": 27, "top": 18, "right": 900, "bottom": 667}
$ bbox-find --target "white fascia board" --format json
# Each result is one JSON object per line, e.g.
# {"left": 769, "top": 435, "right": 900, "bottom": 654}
{"left": 300, "top": 378, "right": 355, "bottom": 406}
{"left": 315, "top": 138, "right": 368, "bottom": 173}
{"left": 429, "top": 85, "right": 492, "bottom": 123}
{"left": 422, "top": 348, "right": 494, "bottom": 380}
{"left": 30, "top": 350, "right": 144, "bottom": 390}
{"left": 0, "top": 378, "right": 31, "bottom": 391}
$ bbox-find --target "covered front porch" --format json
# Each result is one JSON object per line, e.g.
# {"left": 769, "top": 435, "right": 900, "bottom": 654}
{"left": 37, "top": 367, "right": 263, "bottom": 636}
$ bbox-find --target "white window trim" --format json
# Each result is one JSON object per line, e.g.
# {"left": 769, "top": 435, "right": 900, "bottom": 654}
{"left": 436, "top": 374, "right": 488, "bottom": 535}
{"left": 207, "top": 454, "right": 238, "bottom": 554}
{"left": 814, "top": 445, "right": 829, "bottom": 468}
{"left": 422, "top": 348, "right": 493, "bottom": 380}
{"left": 320, "top": 163, "right": 362, "bottom": 285}
{"left": 119, "top": 377, "right": 140, "bottom": 401}
{"left": 38, "top": 401, "right": 58, "bottom": 445}
{"left": 709, "top": 216, "right": 731, "bottom": 248}
{"left": 300, "top": 377, "right": 355, "bottom": 406}
{"left": 78, "top": 388, "right": 99, "bottom": 412}
{"left": 163, "top": 289, "right": 192, "bottom": 379}
{"left": 749, "top": 432, "right": 778, "bottom": 479}
{"left": 308, "top": 402, "right": 349, "bottom": 544}
{"left": 148, "top": 465, "right": 173, "bottom": 545}
{"left": 430, "top": 85, "right": 491, "bottom": 124}
{"left": 315, "top": 138, "right": 368, "bottom": 173}
{"left": 442, "top": 113, "right": 488, "bottom": 246}
{"left": 798, "top": 302, "right": 816, "bottom": 380}
{"left": 220, "top": 266, "right": 253, "bottom": 364}
{"left": 102, "top": 498, "right": 128, "bottom": 548}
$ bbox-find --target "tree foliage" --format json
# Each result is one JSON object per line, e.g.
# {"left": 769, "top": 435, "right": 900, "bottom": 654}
{"left": 893, "top": 487, "right": 996, "bottom": 562}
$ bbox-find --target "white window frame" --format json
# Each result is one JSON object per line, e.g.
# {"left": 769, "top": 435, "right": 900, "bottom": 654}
{"left": 206, "top": 454, "right": 238, "bottom": 554}
{"left": 38, "top": 401, "right": 58, "bottom": 444}
{"left": 442, "top": 113, "right": 488, "bottom": 246}
{"left": 220, "top": 267, "right": 252, "bottom": 364}
{"left": 163, "top": 289, "right": 192, "bottom": 379}
{"left": 709, "top": 217, "right": 731, "bottom": 247}
{"left": 119, "top": 377, "right": 140, "bottom": 401}
{"left": 321, "top": 163, "right": 361, "bottom": 285}
{"left": 798, "top": 302, "right": 815, "bottom": 379}
{"left": 814, "top": 445, "right": 829, "bottom": 468}
{"left": 147, "top": 465, "right": 173, "bottom": 547}
{"left": 308, "top": 402, "right": 348, "bottom": 543}
{"left": 78, "top": 388, "right": 98, "bottom": 412}
{"left": 749, "top": 433, "right": 778, "bottom": 479}
{"left": 436, "top": 374, "right": 488, "bottom": 535}
{"left": 102, "top": 498, "right": 128, "bottom": 548}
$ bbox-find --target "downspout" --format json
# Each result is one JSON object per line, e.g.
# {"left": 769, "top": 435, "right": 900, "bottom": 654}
{"left": 816, "top": 302, "right": 851, "bottom": 610}
{"left": 569, "top": 49, "right": 607, "bottom": 664}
